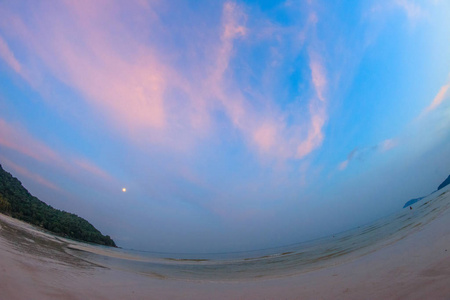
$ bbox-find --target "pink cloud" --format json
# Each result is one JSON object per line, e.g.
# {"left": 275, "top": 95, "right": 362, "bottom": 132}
{"left": 2, "top": 1, "right": 170, "bottom": 134}
{"left": 297, "top": 102, "right": 326, "bottom": 158}
{"left": 210, "top": 1, "right": 247, "bottom": 102}
{"left": 294, "top": 13, "right": 328, "bottom": 159}
{"left": 338, "top": 160, "right": 349, "bottom": 171}
{"left": 0, "top": 118, "right": 117, "bottom": 188}
{"left": 0, "top": 156, "right": 61, "bottom": 192}
{"left": 222, "top": 2, "right": 247, "bottom": 40}
{"left": 0, "top": 119, "right": 60, "bottom": 163}
{"left": 379, "top": 138, "right": 398, "bottom": 152}
{"left": 74, "top": 159, "right": 115, "bottom": 182}
{"left": 253, "top": 122, "right": 277, "bottom": 152}
{"left": 0, "top": 35, "right": 21, "bottom": 74}
{"left": 0, "top": 1, "right": 331, "bottom": 162}
{"left": 209, "top": 3, "right": 287, "bottom": 159}
{"left": 208, "top": 4, "right": 329, "bottom": 161}
{"left": 424, "top": 83, "right": 450, "bottom": 113}
{"left": 309, "top": 51, "right": 327, "bottom": 102}
{"left": 46, "top": 15, "right": 168, "bottom": 131}
{"left": 0, "top": 1, "right": 223, "bottom": 153}
{"left": 294, "top": 42, "right": 329, "bottom": 159}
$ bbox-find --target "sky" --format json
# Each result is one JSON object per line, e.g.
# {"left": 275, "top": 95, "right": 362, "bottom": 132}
{"left": 0, "top": 0, "right": 449, "bottom": 253}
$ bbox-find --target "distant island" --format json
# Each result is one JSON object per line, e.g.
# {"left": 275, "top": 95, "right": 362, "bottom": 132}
{"left": 438, "top": 175, "right": 450, "bottom": 191}
{"left": 402, "top": 197, "right": 425, "bottom": 208}
{"left": 403, "top": 173, "right": 450, "bottom": 208}
{"left": 0, "top": 164, "right": 116, "bottom": 247}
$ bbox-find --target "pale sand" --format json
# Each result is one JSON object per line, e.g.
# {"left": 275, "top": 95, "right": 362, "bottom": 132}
{"left": 1, "top": 190, "right": 450, "bottom": 299}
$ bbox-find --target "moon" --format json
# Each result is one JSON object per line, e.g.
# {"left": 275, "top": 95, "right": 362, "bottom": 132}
{"left": 122, "top": 188, "right": 127, "bottom": 192}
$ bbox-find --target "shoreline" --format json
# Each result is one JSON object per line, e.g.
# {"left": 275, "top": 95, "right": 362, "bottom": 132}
{"left": 1, "top": 189, "right": 450, "bottom": 299}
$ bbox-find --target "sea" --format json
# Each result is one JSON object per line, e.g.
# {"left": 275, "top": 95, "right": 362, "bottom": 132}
{"left": 65, "top": 187, "right": 450, "bottom": 281}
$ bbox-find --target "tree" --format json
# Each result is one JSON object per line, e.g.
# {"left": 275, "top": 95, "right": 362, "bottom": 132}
{"left": 0, "top": 195, "right": 11, "bottom": 212}
{"left": 0, "top": 164, "right": 116, "bottom": 247}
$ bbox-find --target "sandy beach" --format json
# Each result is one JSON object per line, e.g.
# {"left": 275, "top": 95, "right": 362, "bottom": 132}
{"left": 1, "top": 188, "right": 450, "bottom": 300}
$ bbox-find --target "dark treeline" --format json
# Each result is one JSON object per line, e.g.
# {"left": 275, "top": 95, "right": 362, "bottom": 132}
{"left": 0, "top": 164, "right": 116, "bottom": 247}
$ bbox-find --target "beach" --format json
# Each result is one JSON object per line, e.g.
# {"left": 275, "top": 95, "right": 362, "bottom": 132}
{"left": 1, "top": 188, "right": 450, "bottom": 299}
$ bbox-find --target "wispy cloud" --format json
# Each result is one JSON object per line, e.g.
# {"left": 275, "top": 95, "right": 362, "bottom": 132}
{"left": 368, "top": 0, "right": 426, "bottom": 22}
{"left": 309, "top": 50, "right": 327, "bottom": 102}
{"left": 422, "top": 82, "right": 450, "bottom": 114}
{"left": 1, "top": 1, "right": 172, "bottom": 136}
{"left": 0, "top": 119, "right": 60, "bottom": 163}
{"left": 379, "top": 138, "right": 398, "bottom": 152}
{"left": 0, "top": 35, "right": 22, "bottom": 74}
{"left": 209, "top": 1, "right": 248, "bottom": 129}
{"left": 252, "top": 122, "right": 277, "bottom": 152}
{"left": 0, "top": 118, "right": 118, "bottom": 189}
{"left": 74, "top": 159, "right": 115, "bottom": 182}
{"left": 338, "top": 138, "right": 398, "bottom": 170}
{"left": 0, "top": 156, "right": 61, "bottom": 192}
{"left": 297, "top": 46, "right": 328, "bottom": 159}
{"left": 338, "top": 148, "right": 358, "bottom": 171}
{"left": 394, "top": 0, "right": 425, "bottom": 20}
{"left": 338, "top": 160, "right": 349, "bottom": 171}
{"left": 293, "top": 7, "right": 329, "bottom": 160}
{"left": 0, "top": 1, "right": 333, "bottom": 163}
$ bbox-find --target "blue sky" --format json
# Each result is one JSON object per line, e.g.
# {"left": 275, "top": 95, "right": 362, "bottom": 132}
{"left": 0, "top": 0, "right": 449, "bottom": 253}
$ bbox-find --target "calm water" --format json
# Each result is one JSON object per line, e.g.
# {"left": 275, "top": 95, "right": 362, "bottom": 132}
{"left": 66, "top": 188, "right": 450, "bottom": 281}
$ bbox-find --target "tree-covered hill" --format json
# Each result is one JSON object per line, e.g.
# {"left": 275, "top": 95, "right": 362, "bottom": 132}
{"left": 0, "top": 164, "right": 116, "bottom": 247}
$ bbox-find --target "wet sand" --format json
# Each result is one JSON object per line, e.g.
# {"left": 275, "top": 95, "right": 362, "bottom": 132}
{"left": 1, "top": 189, "right": 450, "bottom": 299}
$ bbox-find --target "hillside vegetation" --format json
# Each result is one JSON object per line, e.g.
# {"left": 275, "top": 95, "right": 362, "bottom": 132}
{"left": 0, "top": 164, "right": 116, "bottom": 247}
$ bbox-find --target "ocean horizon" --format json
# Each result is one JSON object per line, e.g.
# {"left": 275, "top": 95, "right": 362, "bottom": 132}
{"left": 63, "top": 186, "right": 450, "bottom": 281}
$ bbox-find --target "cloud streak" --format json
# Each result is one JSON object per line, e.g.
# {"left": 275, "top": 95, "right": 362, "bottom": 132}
{"left": 395, "top": 0, "right": 425, "bottom": 20}
{"left": 0, "top": 156, "right": 61, "bottom": 192}
{"left": 368, "top": 0, "right": 426, "bottom": 22}
{"left": 0, "top": 119, "right": 60, "bottom": 163}
{"left": 0, "top": 118, "right": 118, "bottom": 191}
{"left": 423, "top": 83, "right": 450, "bottom": 114}
{"left": 338, "top": 138, "right": 398, "bottom": 170}
{"left": 0, "top": 1, "right": 333, "bottom": 162}
{"left": 0, "top": 35, "right": 21, "bottom": 74}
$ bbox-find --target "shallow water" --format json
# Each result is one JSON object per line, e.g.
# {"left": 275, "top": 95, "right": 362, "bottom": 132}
{"left": 65, "top": 189, "right": 450, "bottom": 281}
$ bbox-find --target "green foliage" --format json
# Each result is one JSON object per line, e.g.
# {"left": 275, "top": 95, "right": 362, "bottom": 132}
{"left": 0, "top": 195, "right": 11, "bottom": 212}
{"left": 0, "top": 164, "right": 116, "bottom": 247}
